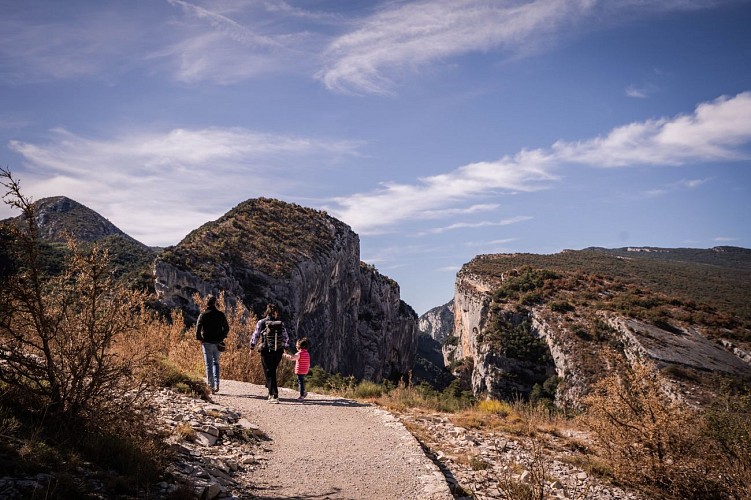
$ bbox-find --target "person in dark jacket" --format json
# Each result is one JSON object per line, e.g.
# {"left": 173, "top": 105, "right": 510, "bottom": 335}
{"left": 250, "top": 303, "right": 289, "bottom": 403}
{"left": 196, "top": 294, "right": 230, "bottom": 394}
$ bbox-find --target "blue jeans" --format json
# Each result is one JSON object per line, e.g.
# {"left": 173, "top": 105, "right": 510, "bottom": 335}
{"left": 202, "top": 342, "right": 221, "bottom": 390}
{"left": 297, "top": 374, "right": 306, "bottom": 397}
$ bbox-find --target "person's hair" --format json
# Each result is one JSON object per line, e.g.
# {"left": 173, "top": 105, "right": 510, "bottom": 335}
{"left": 264, "top": 303, "right": 279, "bottom": 318}
{"left": 297, "top": 337, "right": 310, "bottom": 350}
{"left": 206, "top": 294, "right": 217, "bottom": 308}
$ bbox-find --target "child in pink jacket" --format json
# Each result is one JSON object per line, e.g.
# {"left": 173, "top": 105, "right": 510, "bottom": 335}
{"left": 284, "top": 337, "right": 311, "bottom": 400}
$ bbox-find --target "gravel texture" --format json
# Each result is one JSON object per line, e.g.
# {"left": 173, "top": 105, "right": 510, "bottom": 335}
{"left": 214, "top": 380, "right": 452, "bottom": 500}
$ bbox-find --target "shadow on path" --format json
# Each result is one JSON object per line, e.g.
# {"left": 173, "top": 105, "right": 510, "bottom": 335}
{"left": 227, "top": 393, "right": 368, "bottom": 408}
{"left": 249, "top": 484, "right": 344, "bottom": 499}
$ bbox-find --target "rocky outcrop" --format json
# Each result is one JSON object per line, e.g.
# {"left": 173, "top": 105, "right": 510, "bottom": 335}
{"left": 419, "top": 300, "right": 455, "bottom": 344}
{"left": 451, "top": 255, "right": 751, "bottom": 408}
{"left": 32, "top": 196, "right": 128, "bottom": 243}
{"left": 452, "top": 273, "right": 493, "bottom": 363}
{"left": 154, "top": 198, "right": 417, "bottom": 382}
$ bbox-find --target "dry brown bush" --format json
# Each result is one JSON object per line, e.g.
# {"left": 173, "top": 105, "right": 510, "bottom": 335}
{"left": 583, "top": 354, "right": 749, "bottom": 499}
{"left": 1, "top": 169, "right": 151, "bottom": 430}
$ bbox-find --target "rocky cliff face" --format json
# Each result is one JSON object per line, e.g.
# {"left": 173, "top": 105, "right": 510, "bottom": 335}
{"left": 451, "top": 252, "right": 751, "bottom": 408}
{"left": 154, "top": 198, "right": 417, "bottom": 382}
{"left": 418, "top": 300, "right": 454, "bottom": 344}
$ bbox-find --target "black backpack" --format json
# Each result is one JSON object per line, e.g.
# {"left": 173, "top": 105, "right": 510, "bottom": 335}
{"left": 261, "top": 319, "right": 284, "bottom": 351}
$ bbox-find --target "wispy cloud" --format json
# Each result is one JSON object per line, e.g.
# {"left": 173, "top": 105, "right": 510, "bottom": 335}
{"left": 328, "top": 92, "right": 751, "bottom": 233}
{"left": 1, "top": 0, "right": 741, "bottom": 90}
{"left": 626, "top": 83, "right": 661, "bottom": 99}
{"left": 419, "top": 216, "right": 533, "bottom": 236}
{"left": 0, "top": 0, "right": 318, "bottom": 86}
{"left": 318, "top": 0, "right": 591, "bottom": 94}
{"left": 465, "top": 238, "right": 519, "bottom": 248}
{"left": 326, "top": 153, "right": 556, "bottom": 234}
{"left": 0, "top": 6, "right": 147, "bottom": 83}
{"left": 714, "top": 236, "right": 737, "bottom": 242}
{"left": 642, "top": 177, "right": 712, "bottom": 197}
{"left": 7, "top": 127, "right": 361, "bottom": 245}
{"left": 436, "top": 265, "right": 461, "bottom": 273}
{"left": 419, "top": 204, "right": 500, "bottom": 219}
{"left": 156, "top": 0, "right": 310, "bottom": 84}
{"left": 678, "top": 178, "right": 712, "bottom": 189}
{"left": 317, "top": 0, "right": 739, "bottom": 95}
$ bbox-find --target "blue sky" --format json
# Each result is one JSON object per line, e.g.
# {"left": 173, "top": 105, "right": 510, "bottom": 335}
{"left": 2, "top": 0, "right": 750, "bottom": 315}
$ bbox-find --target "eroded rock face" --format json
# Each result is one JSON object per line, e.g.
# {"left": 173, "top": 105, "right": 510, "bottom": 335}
{"left": 450, "top": 272, "right": 492, "bottom": 368}
{"left": 153, "top": 199, "right": 417, "bottom": 382}
{"left": 418, "top": 300, "right": 455, "bottom": 344}
{"left": 452, "top": 268, "right": 751, "bottom": 408}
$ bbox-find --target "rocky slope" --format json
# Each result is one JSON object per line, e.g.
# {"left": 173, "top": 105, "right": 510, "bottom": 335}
{"left": 449, "top": 249, "right": 751, "bottom": 408}
{"left": 154, "top": 198, "right": 417, "bottom": 382}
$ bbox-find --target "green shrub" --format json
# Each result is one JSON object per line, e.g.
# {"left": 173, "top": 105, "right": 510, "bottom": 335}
{"left": 550, "top": 300, "right": 575, "bottom": 313}
{"left": 353, "top": 380, "right": 384, "bottom": 399}
{"left": 156, "top": 359, "right": 210, "bottom": 399}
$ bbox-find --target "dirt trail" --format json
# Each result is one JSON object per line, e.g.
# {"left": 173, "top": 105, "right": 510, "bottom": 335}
{"left": 215, "top": 380, "right": 453, "bottom": 500}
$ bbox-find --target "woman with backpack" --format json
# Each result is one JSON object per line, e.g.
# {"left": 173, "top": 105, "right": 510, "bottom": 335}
{"left": 250, "top": 303, "right": 289, "bottom": 403}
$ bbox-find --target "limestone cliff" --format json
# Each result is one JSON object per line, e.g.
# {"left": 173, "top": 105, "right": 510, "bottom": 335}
{"left": 418, "top": 299, "right": 454, "bottom": 344}
{"left": 452, "top": 250, "right": 751, "bottom": 408}
{"left": 153, "top": 198, "right": 417, "bottom": 382}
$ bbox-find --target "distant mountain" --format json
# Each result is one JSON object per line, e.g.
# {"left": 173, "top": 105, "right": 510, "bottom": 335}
{"left": 29, "top": 196, "right": 131, "bottom": 243}
{"left": 1, "top": 196, "right": 156, "bottom": 288}
{"left": 418, "top": 299, "right": 454, "bottom": 344}
{"left": 412, "top": 300, "right": 456, "bottom": 389}
{"left": 451, "top": 246, "right": 751, "bottom": 407}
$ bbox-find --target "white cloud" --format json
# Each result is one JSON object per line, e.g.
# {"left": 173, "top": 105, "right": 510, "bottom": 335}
{"left": 625, "top": 83, "right": 662, "bottom": 99}
{"left": 318, "top": 0, "right": 591, "bottom": 94}
{"left": 552, "top": 92, "right": 751, "bottom": 167}
{"left": 642, "top": 177, "right": 712, "bottom": 197}
{"left": 156, "top": 0, "right": 309, "bottom": 84}
{"left": 436, "top": 265, "right": 461, "bottom": 273}
{"left": 326, "top": 155, "right": 556, "bottom": 234}
{"left": 419, "top": 203, "right": 500, "bottom": 219}
{"left": 465, "top": 237, "right": 518, "bottom": 247}
{"left": 0, "top": 0, "right": 316, "bottom": 86}
{"left": 317, "top": 0, "right": 740, "bottom": 95}
{"left": 713, "top": 236, "right": 737, "bottom": 242}
{"left": 7, "top": 127, "right": 361, "bottom": 245}
{"left": 328, "top": 92, "right": 751, "bottom": 234}
{"left": 2, "top": 0, "right": 741, "bottom": 89}
{"left": 626, "top": 86, "right": 649, "bottom": 99}
{"left": 677, "top": 178, "right": 712, "bottom": 189}
{"left": 420, "top": 216, "right": 533, "bottom": 235}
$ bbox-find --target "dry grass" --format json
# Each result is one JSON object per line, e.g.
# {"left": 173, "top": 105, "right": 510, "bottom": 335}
{"left": 173, "top": 423, "right": 197, "bottom": 441}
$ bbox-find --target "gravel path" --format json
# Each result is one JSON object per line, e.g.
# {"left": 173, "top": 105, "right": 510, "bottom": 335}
{"left": 215, "top": 380, "right": 453, "bottom": 500}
